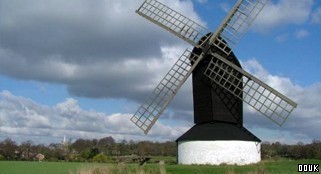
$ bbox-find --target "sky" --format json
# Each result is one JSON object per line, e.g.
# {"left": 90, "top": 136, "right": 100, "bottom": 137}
{"left": 0, "top": 0, "right": 320, "bottom": 145}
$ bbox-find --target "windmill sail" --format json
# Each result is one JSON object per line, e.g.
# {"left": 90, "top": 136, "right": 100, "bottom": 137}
{"left": 205, "top": 53, "right": 297, "bottom": 126}
{"left": 131, "top": 49, "right": 204, "bottom": 134}
{"left": 132, "top": 0, "right": 288, "bottom": 134}
{"left": 208, "top": 0, "right": 268, "bottom": 56}
{"left": 136, "top": 0, "right": 210, "bottom": 47}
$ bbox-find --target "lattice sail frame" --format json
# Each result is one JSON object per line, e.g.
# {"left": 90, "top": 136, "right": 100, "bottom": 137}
{"left": 204, "top": 53, "right": 297, "bottom": 126}
{"left": 209, "top": 0, "right": 268, "bottom": 55}
{"left": 136, "top": 0, "right": 210, "bottom": 48}
{"left": 131, "top": 50, "right": 204, "bottom": 134}
{"left": 132, "top": 0, "right": 297, "bottom": 134}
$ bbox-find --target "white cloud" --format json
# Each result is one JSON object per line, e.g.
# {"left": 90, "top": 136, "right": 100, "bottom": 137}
{"left": 272, "top": 29, "right": 309, "bottom": 43}
{"left": 220, "top": 3, "right": 231, "bottom": 13}
{"left": 311, "top": 7, "right": 321, "bottom": 24}
{"left": 275, "top": 33, "right": 289, "bottom": 43}
{"left": 1, "top": 57, "right": 321, "bottom": 145}
{"left": 0, "top": 0, "right": 320, "bottom": 145}
{"left": 295, "top": 29, "right": 309, "bottom": 39}
{"left": 0, "top": 0, "right": 204, "bottom": 102}
{"left": 242, "top": 59, "right": 320, "bottom": 144}
{"left": 254, "top": 0, "right": 313, "bottom": 32}
{"left": 0, "top": 90, "right": 189, "bottom": 144}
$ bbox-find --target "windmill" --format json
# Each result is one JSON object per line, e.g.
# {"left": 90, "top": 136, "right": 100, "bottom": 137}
{"left": 131, "top": 0, "right": 297, "bottom": 165}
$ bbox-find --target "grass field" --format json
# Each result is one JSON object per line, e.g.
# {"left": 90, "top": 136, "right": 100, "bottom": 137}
{"left": 0, "top": 159, "right": 320, "bottom": 174}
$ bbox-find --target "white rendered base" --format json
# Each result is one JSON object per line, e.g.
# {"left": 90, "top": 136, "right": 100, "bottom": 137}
{"left": 177, "top": 140, "right": 261, "bottom": 165}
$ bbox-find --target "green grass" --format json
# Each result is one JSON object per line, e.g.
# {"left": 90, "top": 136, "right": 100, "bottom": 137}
{"left": 0, "top": 159, "right": 320, "bottom": 174}
{"left": 0, "top": 161, "right": 94, "bottom": 174}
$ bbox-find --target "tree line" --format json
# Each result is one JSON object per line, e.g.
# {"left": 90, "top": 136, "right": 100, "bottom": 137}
{"left": 261, "top": 140, "right": 321, "bottom": 159}
{"left": 0, "top": 137, "right": 320, "bottom": 162}
{"left": 0, "top": 136, "right": 176, "bottom": 162}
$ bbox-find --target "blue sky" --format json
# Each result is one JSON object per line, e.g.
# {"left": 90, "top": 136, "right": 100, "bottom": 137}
{"left": 0, "top": 0, "right": 320, "bottom": 144}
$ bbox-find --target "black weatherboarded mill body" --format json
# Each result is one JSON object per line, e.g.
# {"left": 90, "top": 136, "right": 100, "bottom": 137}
{"left": 132, "top": 0, "right": 297, "bottom": 165}
{"left": 176, "top": 34, "right": 260, "bottom": 143}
